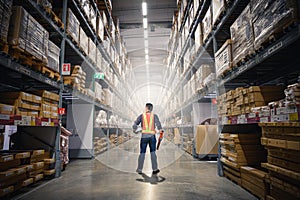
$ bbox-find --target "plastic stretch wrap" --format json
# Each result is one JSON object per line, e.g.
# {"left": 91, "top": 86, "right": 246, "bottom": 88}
{"left": 0, "top": 0, "right": 12, "bottom": 43}
{"left": 88, "top": 38, "right": 97, "bottom": 64}
{"left": 230, "top": 5, "right": 253, "bottom": 66}
{"left": 47, "top": 40, "right": 60, "bottom": 72}
{"left": 67, "top": 8, "right": 79, "bottom": 43}
{"left": 202, "top": 6, "right": 212, "bottom": 42}
{"left": 9, "top": 6, "right": 49, "bottom": 63}
{"left": 90, "top": 7, "right": 97, "bottom": 31}
{"left": 251, "top": 0, "right": 298, "bottom": 49}
{"left": 79, "top": 27, "right": 89, "bottom": 55}
{"left": 212, "top": 0, "right": 226, "bottom": 26}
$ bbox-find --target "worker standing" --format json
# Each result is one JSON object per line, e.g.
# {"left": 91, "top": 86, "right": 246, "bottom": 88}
{"left": 133, "top": 103, "right": 163, "bottom": 175}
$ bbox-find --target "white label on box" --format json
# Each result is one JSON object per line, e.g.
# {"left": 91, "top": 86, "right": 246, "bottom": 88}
{"left": 0, "top": 114, "right": 10, "bottom": 120}
{"left": 276, "top": 107, "right": 287, "bottom": 115}
{"left": 260, "top": 117, "right": 269, "bottom": 122}
{"left": 41, "top": 122, "right": 48, "bottom": 126}
{"left": 248, "top": 113, "right": 256, "bottom": 118}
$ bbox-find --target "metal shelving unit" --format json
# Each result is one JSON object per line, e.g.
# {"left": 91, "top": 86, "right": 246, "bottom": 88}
{"left": 162, "top": 0, "right": 300, "bottom": 179}
{"left": 0, "top": 0, "right": 135, "bottom": 183}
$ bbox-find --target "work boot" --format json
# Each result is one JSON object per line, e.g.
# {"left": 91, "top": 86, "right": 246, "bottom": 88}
{"left": 152, "top": 169, "right": 160, "bottom": 175}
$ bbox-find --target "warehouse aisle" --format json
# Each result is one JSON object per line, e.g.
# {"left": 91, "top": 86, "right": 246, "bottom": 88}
{"left": 13, "top": 138, "right": 257, "bottom": 200}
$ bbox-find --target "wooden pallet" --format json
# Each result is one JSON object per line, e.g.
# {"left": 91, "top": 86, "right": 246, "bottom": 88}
{"left": 32, "top": 65, "right": 60, "bottom": 81}
{"left": 9, "top": 46, "right": 46, "bottom": 67}
{"left": 254, "top": 19, "right": 298, "bottom": 52}
{"left": 232, "top": 50, "right": 256, "bottom": 68}
{"left": 45, "top": 7, "right": 64, "bottom": 30}
{"left": 66, "top": 30, "right": 78, "bottom": 45}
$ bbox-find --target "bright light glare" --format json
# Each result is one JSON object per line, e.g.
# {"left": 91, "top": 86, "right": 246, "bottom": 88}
{"left": 145, "top": 48, "right": 149, "bottom": 54}
{"left": 142, "top": 2, "right": 147, "bottom": 16}
{"left": 143, "top": 17, "right": 148, "bottom": 29}
{"left": 144, "top": 40, "right": 148, "bottom": 48}
{"left": 144, "top": 30, "right": 148, "bottom": 39}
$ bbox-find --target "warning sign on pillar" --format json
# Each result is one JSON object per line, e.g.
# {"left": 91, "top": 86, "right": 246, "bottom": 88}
{"left": 62, "top": 63, "right": 71, "bottom": 75}
{"left": 58, "top": 108, "right": 65, "bottom": 115}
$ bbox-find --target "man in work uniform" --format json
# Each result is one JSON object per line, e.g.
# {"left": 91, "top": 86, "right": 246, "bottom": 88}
{"left": 133, "top": 103, "right": 162, "bottom": 175}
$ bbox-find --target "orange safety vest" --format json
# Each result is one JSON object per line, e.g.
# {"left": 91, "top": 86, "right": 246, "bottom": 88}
{"left": 142, "top": 113, "right": 156, "bottom": 134}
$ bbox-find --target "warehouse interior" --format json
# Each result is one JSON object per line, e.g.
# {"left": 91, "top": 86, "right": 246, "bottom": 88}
{"left": 0, "top": 0, "right": 300, "bottom": 199}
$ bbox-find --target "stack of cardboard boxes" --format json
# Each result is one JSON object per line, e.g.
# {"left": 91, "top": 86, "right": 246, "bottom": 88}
{"left": 217, "top": 86, "right": 285, "bottom": 117}
{"left": 0, "top": 150, "right": 53, "bottom": 198}
{"left": 64, "top": 65, "right": 87, "bottom": 92}
{"left": 220, "top": 133, "right": 267, "bottom": 186}
{"left": 260, "top": 122, "right": 300, "bottom": 200}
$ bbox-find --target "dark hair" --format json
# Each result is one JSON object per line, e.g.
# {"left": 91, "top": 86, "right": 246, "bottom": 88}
{"left": 146, "top": 103, "right": 153, "bottom": 111}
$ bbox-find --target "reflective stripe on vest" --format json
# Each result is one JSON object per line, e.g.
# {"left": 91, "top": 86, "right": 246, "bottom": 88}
{"left": 142, "top": 113, "right": 156, "bottom": 134}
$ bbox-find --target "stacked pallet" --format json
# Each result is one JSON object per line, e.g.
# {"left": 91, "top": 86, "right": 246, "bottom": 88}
{"left": 79, "top": 27, "right": 89, "bottom": 56}
{"left": 240, "top": 166, "right": 269, "bottom": 199}
{"left": 215, "top": 39, "right": 232, "bottom": 77}
{"left": 30, "top": 90, "right": 59, "bottom": 119}
{"left": 260, "top": 122, "right": 300, "bottom": 200}
{"left": 88, "top": 38, "right": 97, "bottom": 64}
{"left": 251, "top": 0, "right": 298, "bottom": 51}
{"left": 0, "top": 150, "right": 52, "bottom": 198}
{"left": 47, "top": 40, "right": 60, "bottom": 73}
{"left": 230, "top": 4, "right": 254, "bottom": 67}
{"left": 64, "top": 65, "right": 87, "bottom": 92}
{"left": 220, "top": 133, "right": 266, "bottom": 185}
{"left": 42, "top": 153, "right": 55, "bottom": 176}
{"left": 93, "top": 137, "right": 108, "bottom": 155}
{"left": 217, "top": 86, "right": 285, "bottom": 117}
{"left": 0, "top": 0, "right": 12, "bottom": 54}
{"left": 0, "top": 92, "right": 42, "bottom": 120}
{"left": 8, "top": 6, "right": 49, "bottom": 65}
{"left": 66, "top": 8, "right": 79, "bottom": 44}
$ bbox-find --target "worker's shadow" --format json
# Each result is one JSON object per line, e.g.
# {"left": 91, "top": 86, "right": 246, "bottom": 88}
{"left": 136, "top": 173, "right": 166, "bottom": 185}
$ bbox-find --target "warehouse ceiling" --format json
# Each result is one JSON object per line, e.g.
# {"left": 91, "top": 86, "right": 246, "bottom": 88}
{"left": 112, "top": 0, "right": 176, "bottom": 112}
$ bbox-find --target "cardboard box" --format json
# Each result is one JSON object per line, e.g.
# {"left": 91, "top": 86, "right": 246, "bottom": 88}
{"left": 215, "top": 39, "right": 232, "bottom": 77}
{"left": 0, "top": 104, "right": 14, "bottom": 115}
{"left": 230, "top": 5, "right": 254, "bottom": 66}
{"left": 15, "top": 152, "right": 30, "bottom": 159}
{"left": 79, "top": 27, "right": 89, "bottom": 55}
{"left": 195, "top": 23, "right": 203, "bottom": 51}
{"left": 212, "top": 0, "right": 226, "bottom": 26}
{"left": 0, "top": 0, "right": 13, "bottom": 44}
{"left": 8, "top": 6, "right": 49, "bottom": 63}
{"left": 195, "top": 125, "right": 219, "bottom": 155}
{"left": 88, "top": 37, "right": 97, "bottom": 64}
{"left": 66, "top": 8, "right": 79, "bottom": 44}
{"left": 0, "top": 159, "right": 21, "bottom": 171}
{"left": 47, "top": 40, "right": 60, "bottom": 73}
{"left": 202, "top": 6, "right": 212, "bottom": 42}
{"left": 32, "top": 90, "right": 59, "bottom": 102}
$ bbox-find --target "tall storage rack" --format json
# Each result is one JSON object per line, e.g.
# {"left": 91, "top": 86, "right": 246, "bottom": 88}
{"left": 0, "top": 0, "right": 135, "bottom": 193}
{"left": 163, "top": 0, "right": 300, "bottom": 198}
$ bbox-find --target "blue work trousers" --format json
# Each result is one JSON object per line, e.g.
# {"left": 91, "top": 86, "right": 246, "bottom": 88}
{"left": 137, "top": 135, "right": 158, "bottom": 171}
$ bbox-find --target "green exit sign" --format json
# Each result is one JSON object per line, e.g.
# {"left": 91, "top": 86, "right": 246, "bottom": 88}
{"left": 94, "top": 73, "right": 104, "bottom": 80}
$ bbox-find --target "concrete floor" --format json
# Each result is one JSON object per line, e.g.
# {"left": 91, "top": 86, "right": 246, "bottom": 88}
{"left": 12, "top": 137, "right": 257, "bottom": 200}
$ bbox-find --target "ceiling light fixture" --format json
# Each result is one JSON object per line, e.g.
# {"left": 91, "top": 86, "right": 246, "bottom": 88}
{"left": 142, "top": 2, "right": 147, "bottom": 16}
{"left": 143, "top": 17, "right": 148, "bottom": 29}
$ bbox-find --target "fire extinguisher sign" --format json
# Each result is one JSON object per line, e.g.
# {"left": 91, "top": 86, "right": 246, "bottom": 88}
{"left": 62, "top": 63, "right": 71, "bottom": 75}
